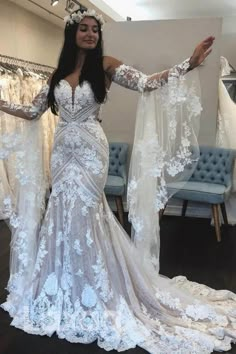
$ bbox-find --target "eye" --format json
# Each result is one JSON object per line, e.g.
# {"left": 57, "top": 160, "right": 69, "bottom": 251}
{"left": 79, "top": 25, "right": 87, "bottom": 32}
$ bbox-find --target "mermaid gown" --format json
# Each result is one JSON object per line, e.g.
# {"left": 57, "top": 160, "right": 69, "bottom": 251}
{"left": 1, "top": 65, "right": 236, "bottom": 354}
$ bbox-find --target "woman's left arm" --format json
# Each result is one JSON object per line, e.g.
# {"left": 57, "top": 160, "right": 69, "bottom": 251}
{"left": 104, "top": 36, "right": 215, "bottom": 92}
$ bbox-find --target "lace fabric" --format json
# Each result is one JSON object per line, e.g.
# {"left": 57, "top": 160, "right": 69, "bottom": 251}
{"left": 0, "top": 78, "right": 56, "bottom": 293}
{"left": 0, "top": 74, "right": 58, "bottom": 207}
{"left": 113, "top": 60, "right": 201, "bottom": 270}
{"left": 0, "top": 84, "right": 49, "bottom": 120}
{"left": 112, "top": 58, "right": 191, "bottom": 92}
{"left": 0, "top": 64, "right": 236, "bottom": 353}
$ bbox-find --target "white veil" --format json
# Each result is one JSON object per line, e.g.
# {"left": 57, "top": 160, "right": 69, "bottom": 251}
{"left": 128, "top": 70, "right": 202, "bottom": 271}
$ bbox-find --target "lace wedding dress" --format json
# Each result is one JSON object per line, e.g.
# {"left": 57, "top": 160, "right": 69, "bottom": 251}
{"left": 0, "top": 62, "right": 236, "bottom": 354}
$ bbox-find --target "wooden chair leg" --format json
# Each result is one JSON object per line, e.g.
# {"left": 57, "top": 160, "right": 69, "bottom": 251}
{"left": 182, "top": 200, "right": 188, "bottom": 217}
{"left": 211, "top": 204, "right": 221, "bottom": 242}
{"left": 115, "top": 196, "right": 124, "bottom": 226}
{"left": 220, "top": 203, "right": 229, "bottom": 225}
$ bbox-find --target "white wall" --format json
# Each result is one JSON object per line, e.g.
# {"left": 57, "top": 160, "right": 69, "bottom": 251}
{"left": 222, "top": 16, "right": 236, "bottom": 69}
{"left": 0, "top": 0, "right": 63, "bottom": 66}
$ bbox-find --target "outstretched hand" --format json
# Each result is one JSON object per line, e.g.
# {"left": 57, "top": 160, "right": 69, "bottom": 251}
{"left": 189, "top": 36, "right": 215, "bottom": 69}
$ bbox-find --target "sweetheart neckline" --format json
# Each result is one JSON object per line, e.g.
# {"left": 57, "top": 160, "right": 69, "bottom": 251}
{"left": 59, "top": 80, "right": 90, "bottom": 108}
{"left": 60, "top": 79, "right": 85, "bottom": 92}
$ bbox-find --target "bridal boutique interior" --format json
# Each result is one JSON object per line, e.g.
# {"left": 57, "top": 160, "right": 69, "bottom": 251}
{"left": 0, "top": 0, "right": 236, "bottom": 353}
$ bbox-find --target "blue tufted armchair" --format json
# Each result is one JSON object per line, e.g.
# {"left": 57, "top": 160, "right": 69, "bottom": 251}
{"left": 164, "top": 146, "right": 235, "bottom": 242}
{"left": 104, "top": 143, "right": 129, "bottom": 226}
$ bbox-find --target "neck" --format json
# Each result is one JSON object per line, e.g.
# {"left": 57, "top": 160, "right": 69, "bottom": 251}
{"left": 76, "top": 49, "right": 87, "bottom": 71}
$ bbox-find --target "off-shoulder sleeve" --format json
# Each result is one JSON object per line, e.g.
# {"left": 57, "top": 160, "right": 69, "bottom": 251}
{"left": 0, "top": 84, "right": 49, "bottom": 120}
{"left": 112, "top": 58, "right": 191, "bottom": 92}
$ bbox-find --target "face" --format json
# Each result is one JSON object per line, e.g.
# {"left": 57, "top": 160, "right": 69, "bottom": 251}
{"left": 76, "top": 17, "right": 99, "bottom": 50}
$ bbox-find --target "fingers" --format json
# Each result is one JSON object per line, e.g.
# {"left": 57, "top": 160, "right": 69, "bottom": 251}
{"left": 203, "top": 36, "right": 215, "bottom": 46}
{"left": 203, "top": 48, "right": 212, "bottom": 59}
{"left": 203, "top": 36, "right": 215, "bottom": 43}
{"left": 201, "top": 38, "right": 215, "bottom": 52}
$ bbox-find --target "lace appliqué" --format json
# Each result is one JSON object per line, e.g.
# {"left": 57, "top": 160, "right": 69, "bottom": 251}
{"left": 126, "top": 62, "right": 201, "bottom": 270}
{"left": 0, "top": 84, "right": 49, "bottom": 120}
{"left": 112, "top": 58, "right": 191, "bottom": 93}
{"left": 92, "top": 251, "right": 113, "bottom": 303}
{"left": 73, "top": 240, "right": 83, "bottom": 255}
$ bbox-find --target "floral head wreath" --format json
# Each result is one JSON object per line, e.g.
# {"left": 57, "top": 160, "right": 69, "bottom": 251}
{"left": 64, "top": 9, "right": 105, "bottom": 30}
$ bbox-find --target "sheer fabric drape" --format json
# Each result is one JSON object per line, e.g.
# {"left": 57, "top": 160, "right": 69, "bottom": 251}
{"left": 127, "top": 69, "right": 201, "bottom": 270}
{"left": 216, "top": 57, "right": 236, "bottom": 225}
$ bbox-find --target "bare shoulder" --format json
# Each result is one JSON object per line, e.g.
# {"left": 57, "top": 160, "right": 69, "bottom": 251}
{"left": 103, "top": 56, "right": 123, "bottom": 77}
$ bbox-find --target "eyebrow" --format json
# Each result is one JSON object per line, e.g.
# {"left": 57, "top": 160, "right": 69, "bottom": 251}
{"left": 79, "top": 24, "right": 98, "bottom": 28}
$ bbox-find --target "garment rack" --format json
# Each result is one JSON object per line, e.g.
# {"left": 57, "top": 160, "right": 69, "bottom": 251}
{"left": 0, "top": 54, "right": 55, "bottom": 75}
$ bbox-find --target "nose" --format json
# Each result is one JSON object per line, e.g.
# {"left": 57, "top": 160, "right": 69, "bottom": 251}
{"left": 87, "top": 28, "right": 96, "bottom": 37}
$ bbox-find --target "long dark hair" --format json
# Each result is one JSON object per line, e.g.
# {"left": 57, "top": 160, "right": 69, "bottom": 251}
{"left": 47, "top": 17, "right": 107, "bottom": 115}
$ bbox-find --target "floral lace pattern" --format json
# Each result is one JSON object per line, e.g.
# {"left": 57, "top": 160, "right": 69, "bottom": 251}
{"left": 0, "top": 74, "right": 58, "bottom": 215}
{"left": 112, "top": 58, "right": 191, "bottom": 92}
{"left": 0, "top": 84, "right": 49, "bottom": 120}
{"left": 124, "top": 64, "right": 202, "bottom": 270}
{"left": 1, "top": 72, "right": 236, "bottom": 353}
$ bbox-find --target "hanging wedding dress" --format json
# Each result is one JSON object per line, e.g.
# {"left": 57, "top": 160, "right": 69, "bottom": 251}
{"left": 216, "top": 57, "right": 236, "bottom": 225}
{"left": 0, "top": 60, "right": 236, "bottom": 354}
{"left": 0, "top": 69, "right": 58, "bottom": 218}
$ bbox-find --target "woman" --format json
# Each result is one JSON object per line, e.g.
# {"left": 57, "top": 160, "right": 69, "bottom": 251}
{"left": 0, "top": 9, "right": 235, "bottom": 354}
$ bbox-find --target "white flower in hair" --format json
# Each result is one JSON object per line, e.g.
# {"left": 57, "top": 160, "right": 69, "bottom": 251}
{"left": 64, "top": 9, "right": 105, "bottom": 29}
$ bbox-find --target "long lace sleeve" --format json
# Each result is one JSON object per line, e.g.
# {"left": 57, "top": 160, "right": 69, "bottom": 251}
{"left": 0, "top": 84, "right": 49, "bottom": 120}
{"left": 112, "top": 58, "right": 191, "bottom": 92}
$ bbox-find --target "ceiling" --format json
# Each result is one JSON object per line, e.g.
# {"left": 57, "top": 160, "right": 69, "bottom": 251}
{"left": 98, "top": 0, "right": 236, "bottom": 20}
{"left": 9, "top": 0, "right": 236, "bottom": 29}
{"left": 9, "top": 0, "right": 123, "bottom": 28}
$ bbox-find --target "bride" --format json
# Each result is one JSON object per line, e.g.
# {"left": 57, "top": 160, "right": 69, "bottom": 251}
{"left": 0, "top": 9, "right": 235, "bottom": 354}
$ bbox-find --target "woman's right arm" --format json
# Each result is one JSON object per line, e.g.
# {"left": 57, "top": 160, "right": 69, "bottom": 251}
{"left": 0, "top": 84, "right": 49, "bottom": 120}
